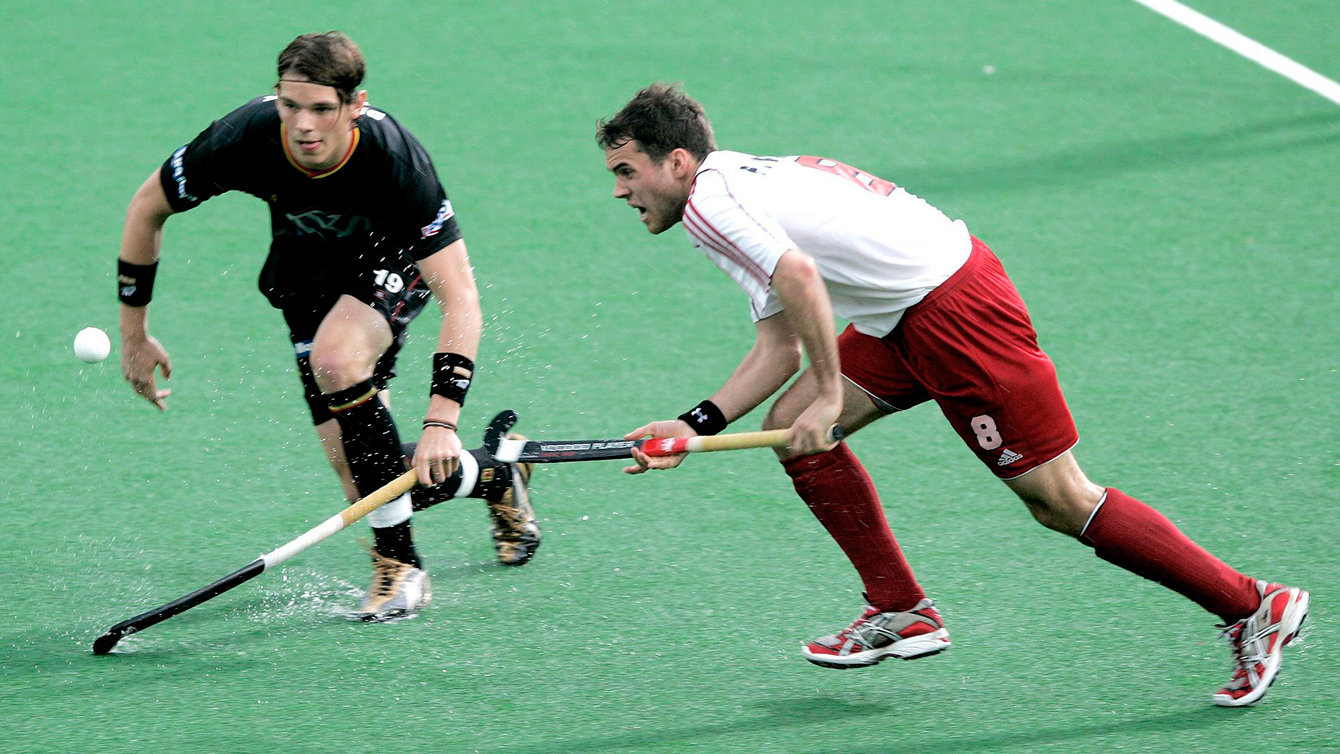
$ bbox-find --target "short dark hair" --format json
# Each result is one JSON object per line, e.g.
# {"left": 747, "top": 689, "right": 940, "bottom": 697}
{"left": 596, "top": 83, "right": 716, "bottom": 162}
{"left": 277, "top": 32, "right": 365, "bottom": 104}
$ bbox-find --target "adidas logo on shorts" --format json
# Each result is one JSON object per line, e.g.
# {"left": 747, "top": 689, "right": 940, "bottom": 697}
{"left": 997, "top": 448, "right": 1024, "bottom": 466}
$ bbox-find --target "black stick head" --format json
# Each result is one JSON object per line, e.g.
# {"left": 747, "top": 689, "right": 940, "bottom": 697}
{"left": 92, "top": 628, "right": 129, "bottom": 655}
{"left": 482, "top": 410, "right": 519, "bottom": 457}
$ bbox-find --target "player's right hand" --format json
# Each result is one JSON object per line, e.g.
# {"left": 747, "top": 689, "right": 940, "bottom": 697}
{"left": 121, "top": 333, "right": 173, "bottom": 411}
{"left": 623, "top": 419, "right": 695, "bottom": 475}
{"left": 414, "top": 424, "right": 462, "bottom": 487}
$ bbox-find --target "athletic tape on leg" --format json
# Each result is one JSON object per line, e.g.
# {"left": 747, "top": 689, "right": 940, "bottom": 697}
{"left": 367, "top": 492, "right": 413, "bottom": 528}
{"left": 455, "top": 450, "right": 480, "bottom": 498}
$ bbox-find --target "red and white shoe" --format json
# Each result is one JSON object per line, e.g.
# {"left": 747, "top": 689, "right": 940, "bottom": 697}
{"left": 1213, "top": 581, "right": 1310, "bottom": 707}
{"left": 802, "top": 597, "right": 951, "bottom": 669}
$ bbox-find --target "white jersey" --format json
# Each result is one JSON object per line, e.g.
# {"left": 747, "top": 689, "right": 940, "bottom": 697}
{"left": 682, "top": 150, "right": 972, "bottom": 337}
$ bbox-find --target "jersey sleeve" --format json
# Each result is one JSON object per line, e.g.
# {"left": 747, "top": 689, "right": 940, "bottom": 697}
{"left": 382, "top": 130, "right": 463, "bottom": 260}
{"left": 158, "top": 97, "right": 273, "bottom": 212}
{"left": 682, "top": 169, "right": 793, "bottom": 321}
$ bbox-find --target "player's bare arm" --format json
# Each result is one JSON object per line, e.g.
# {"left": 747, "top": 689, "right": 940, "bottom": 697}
{"left": 118, "top": 169, "right": 177, "bottom": 411}
{"left": 414, "top": 238, "right": 482, "bottom": 486}
{"left": 623, "top": 310, "right": 802, "bottom": 475}
{"left": 710, "top": 312, "right": 803, "bottom": 420}
{"left": 767, "top": 249, "right": 843, "bottom": 455}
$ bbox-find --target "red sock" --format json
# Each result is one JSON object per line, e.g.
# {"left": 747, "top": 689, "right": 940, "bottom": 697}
{"left": 1080, "top": 488, "right": 1259, "bottom": 623}
{"left": 783, "top": 443, "right": 925, "bottom": 612}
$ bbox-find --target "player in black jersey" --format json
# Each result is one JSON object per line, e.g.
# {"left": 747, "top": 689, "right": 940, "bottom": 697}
{"left": 116, "top": 32, "right": 540, "bottom": 621}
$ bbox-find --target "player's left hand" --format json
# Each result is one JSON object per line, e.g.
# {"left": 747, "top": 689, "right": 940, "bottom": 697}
{"left": 623, "top": 419, "right": 695, "bottom": 475}
{"left": 414, "top": 424, "right": 463, "bottom": 486}
{"left": 787, "top": 394, "right": 842, "bottom": 456}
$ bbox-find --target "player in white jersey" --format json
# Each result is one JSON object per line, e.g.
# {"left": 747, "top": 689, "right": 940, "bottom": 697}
{"left": 596, "top": 83, "right": 1307, "bottom": 706}
{"left": 684, "top": 150, "right": 971, "bottom": 336}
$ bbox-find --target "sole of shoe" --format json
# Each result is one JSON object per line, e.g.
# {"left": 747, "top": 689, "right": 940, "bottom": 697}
{"left": 358, "top": 594, "right": 433, "bottom": 623}
{"left": 497, "top": 540, "right": 540, "bottom": 567}
{"left": 802, "top": 628, "right": 951, "bottom": 669}
{"left": 1212, "top": 588, "right": 1310, "bottom": 707}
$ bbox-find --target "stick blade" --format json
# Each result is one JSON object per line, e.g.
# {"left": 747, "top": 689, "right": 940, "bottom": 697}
{"left": 92, "top": 627, "right": 131, "bottom": 655}
{"left": 90, "top": 558, "right": 265, "bottom": 655}
{"left": 482, "top": 410, "right": 519, "bottom": 457}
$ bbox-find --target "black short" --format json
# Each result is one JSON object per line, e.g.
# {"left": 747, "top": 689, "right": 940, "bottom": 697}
{"left": 277, "top": 255, "right": 433, "bottom": 425}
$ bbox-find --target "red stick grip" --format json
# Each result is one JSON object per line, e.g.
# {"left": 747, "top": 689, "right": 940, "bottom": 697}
{"left": 639, "top": 437, "right": 691, "bottom": 457}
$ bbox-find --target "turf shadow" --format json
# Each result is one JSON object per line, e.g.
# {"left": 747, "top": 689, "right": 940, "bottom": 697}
{"left": 888, "top": 111, "right": 1340, "bottom": 198}
{"left": 501, "top": 695, "right": 1235, "bottom": 754}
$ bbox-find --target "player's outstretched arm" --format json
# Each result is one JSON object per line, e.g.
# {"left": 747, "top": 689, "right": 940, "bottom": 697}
{"left": 623, "top": 315, "right": 802, "bottom": 475}
{"left": 414, "top": 239, "right": 483, "bottom": 486}
{"left": 769, "top": 250, "right": 842, "bottom": 455}
{"left": 119, "top": 170, "right": 177, "bottom": 411}
{"left": 710, "top": 311, "right": 804, "bottom": 419}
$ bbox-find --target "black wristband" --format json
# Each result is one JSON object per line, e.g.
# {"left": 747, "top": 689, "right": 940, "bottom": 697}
{"left": 423, "top": 420, "right": 458, "bottom": 432}
{"left": 430, "top": 352, "right": 474, "bottom": 406}
{"left": 117, "top": 259, "right": 158, "bottom": 307}
{"left": 678, "top": 399, "right": 728, "bottom": 436}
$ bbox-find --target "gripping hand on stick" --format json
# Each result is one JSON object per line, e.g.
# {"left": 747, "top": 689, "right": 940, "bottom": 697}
{"left": 623, "top": 419, "right": 696, "bottom": 474}
{"left": 786, "top": 393, "right": 843, "bottom": 457}
{"left": 414, "top": 424, "right": 462, "bottom": 486}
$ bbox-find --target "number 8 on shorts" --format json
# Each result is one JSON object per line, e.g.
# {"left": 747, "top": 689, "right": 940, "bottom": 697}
{"left": 970, "top": 414, "right": 1001, "bottom": 450}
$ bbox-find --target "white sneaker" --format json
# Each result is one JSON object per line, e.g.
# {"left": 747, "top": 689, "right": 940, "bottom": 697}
{"left": 802, "top": 597, "right": 951, "bottom": 668}
{"left": 1213, "top": 580, "right": 1309, "bottom": 707}
{"left": 357, "top": 549, "right": 431, "bottom": 622}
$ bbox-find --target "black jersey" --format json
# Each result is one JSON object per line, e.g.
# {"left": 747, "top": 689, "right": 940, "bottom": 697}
{"left": 159, "top": 95, "right": 462, "bottom": 309}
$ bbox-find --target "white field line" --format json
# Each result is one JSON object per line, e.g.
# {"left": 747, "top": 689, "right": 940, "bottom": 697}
{"left": 1131, "top": 0, "right": 1340, "bottom": 106}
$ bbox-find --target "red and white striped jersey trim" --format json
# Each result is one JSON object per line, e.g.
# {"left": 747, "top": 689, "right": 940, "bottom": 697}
{"left": 682, "top": 168, "right": 791, "bottom": 314}
{"left": 683, "top": 200, "right": 771, "bottom": 286}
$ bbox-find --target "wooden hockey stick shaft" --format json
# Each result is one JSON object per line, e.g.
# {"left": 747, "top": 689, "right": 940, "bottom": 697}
{"left": 640, "top": 426, "right": 843, "bottom": 457}
{"left": 92, "top": 470, "right": 417, "bottom": 655}
{"left": 485, "top": 414, "right": 845, "bottom": 464}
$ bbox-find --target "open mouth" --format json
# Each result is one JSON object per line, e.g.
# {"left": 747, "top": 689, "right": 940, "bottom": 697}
{"left": 297, "top": 139, "right": 322, "bottom": 154}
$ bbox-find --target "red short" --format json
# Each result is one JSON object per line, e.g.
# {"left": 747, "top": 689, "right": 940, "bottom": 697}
{"left": 839, "top": 237, "right": 1078, "bottom": 479}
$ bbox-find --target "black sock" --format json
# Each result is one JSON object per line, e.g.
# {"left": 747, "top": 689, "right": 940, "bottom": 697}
{"left": 405, "top": 444, "right": 513, "bottom": 511}
{"left": 326, "top": 381, "right": 408, "bottom": 494}
{"left": 372, "top": 520, "right": 420, "bottom": 568}
{"left": 470, "top": 450, "right": 514, "bottom": 502}
{"left": 326, "top": 381, "right": 418, "bottom": 565}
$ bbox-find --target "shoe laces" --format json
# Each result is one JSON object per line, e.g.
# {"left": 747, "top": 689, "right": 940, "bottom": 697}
{"left": 488, "top": 497, "right": 527, "bottom": 536}
{"left": 487, "top": 470, "right": 530, "bottom": 535}
{"left": 1218, "top": 619, "right": 1269, "bottom": 680}
{"left": 834, "top": 607, "right": 887, "bottom": 648}
{"left": 369, "top": 552, "right": 411, "bottom": 599}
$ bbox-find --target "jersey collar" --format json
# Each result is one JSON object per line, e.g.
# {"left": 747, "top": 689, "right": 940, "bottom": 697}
{"left": 281, "top": 123, "right": 360, "bottom": 178}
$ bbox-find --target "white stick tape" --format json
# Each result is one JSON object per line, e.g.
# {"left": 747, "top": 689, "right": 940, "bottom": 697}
{"left": 492, "top": 437, "right": 525, "bottom": 463}
{"left": 261, "top": 513, "right": 346, "bottom": 569}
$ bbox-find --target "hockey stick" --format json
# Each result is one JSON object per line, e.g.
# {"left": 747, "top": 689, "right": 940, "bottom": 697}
{"left": 483, "top": 409, "right": 844, "bottom": 464}
{"left": 92, "top": 469, "right": 417, "bottom": 655}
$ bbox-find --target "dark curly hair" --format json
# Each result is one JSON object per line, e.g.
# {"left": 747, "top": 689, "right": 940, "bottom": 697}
{"left": 277, "top": 32, "right": 365, "bottom": 104}
{"left": 596, "top": 83, "right": 716, "bottom": 162}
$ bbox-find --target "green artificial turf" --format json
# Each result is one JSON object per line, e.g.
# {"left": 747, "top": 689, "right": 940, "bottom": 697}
{"left": 2, "top": 1, "right": 1336, "bottom": 751}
